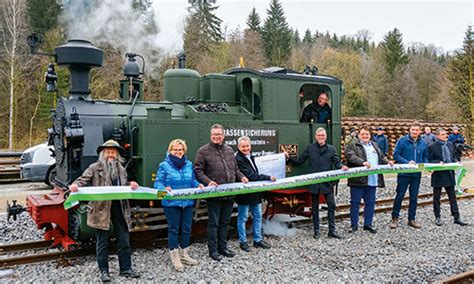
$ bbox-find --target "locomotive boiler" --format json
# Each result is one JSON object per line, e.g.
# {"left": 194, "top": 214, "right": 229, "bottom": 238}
{"left": 16, "top": 38, "right": 344, "bottom": 249}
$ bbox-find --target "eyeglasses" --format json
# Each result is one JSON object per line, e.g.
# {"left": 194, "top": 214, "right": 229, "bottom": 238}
{"left": 211, "top": 133, "right": 224, "bottom": 137}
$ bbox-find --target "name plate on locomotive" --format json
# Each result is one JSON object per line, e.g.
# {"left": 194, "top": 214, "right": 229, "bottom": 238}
{"left": 224, "top": 128, "right": 278, "bottom": 156}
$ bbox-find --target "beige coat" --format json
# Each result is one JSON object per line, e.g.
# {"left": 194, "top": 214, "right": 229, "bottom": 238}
{"left": 72, "top": 161, "right": 132, "bottom": 231}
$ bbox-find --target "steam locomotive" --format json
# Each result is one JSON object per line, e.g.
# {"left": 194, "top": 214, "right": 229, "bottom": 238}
{"left": 10, "top": 37, "right": 344, "bottom": 249}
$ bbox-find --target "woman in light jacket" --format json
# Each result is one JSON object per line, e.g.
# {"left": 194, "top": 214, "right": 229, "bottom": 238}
{"left": 154, "top": 139, "right": 203, "bottom": 271}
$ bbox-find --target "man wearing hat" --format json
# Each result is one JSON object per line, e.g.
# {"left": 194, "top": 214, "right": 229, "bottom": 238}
{"left": 372, "top": 127, "right": 388, "bottom": 156}
{"left": 70, "top": 140, "right": 140, "bottom": 282}
{"left": 344, "top": 127, "right": 358, "bottom": 145}
{"left": 448, "top": 126, "right": 466, "bottom": 161}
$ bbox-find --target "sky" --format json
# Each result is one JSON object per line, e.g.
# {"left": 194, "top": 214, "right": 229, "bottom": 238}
{"left": 152, "top": 0, "right": 473, "bottom": 54}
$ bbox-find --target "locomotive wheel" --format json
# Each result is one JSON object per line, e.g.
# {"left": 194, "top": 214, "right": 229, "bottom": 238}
{"left": 45, "top": 166, "right": 57, "bottom": 188}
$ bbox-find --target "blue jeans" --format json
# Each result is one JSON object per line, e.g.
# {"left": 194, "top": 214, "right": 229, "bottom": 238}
{"left": 237, "top": 203, "right": 263, "bottom": 243}
{"left": 350, "top": 186, "right": 376, "bottom": 227}
{"left": 392, "top": 175, "right": 421, "bottom": 221}
{"left": 163, "top": 206, "right": 194, "bottom": 250}
{"left": 96, "top": 201, "right": 131, "bottom": 273}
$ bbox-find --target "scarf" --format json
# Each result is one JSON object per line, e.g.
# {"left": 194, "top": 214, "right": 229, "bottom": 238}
{"left": 437, "top": 139, "right": 452, "bottom": 163}
{"left": 169, "top": 154, "right": 187, "bottom": 169}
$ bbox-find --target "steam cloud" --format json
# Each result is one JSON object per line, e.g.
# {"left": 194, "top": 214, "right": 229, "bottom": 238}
{"left": 61, "top": 0, "right": 171, "bottom": 75}
{"left": 263, "top": 214, "right": 301, "bottom": 237}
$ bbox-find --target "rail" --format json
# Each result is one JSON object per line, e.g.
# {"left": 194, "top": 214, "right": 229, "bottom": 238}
{"left": 0, "top": 152, "right": 22, "bottom": 158}
{"left": 1, "top": 192, "right": 472, "bottom": 268}
{"left": 438, "top": 269, "right": 474, "bottom": 283}
{"left": 0, "top": 156, "right": 21, "bottom": 182}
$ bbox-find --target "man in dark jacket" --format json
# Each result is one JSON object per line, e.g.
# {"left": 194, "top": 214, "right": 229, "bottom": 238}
{"left": 300, "top": 92, "right": 332, "bottom": 123}
{"left": 235, "top": 136, "right": 276, "bottom": 252}
{"left": 286, "top": 127, "right": 348, "bottom": 239}
{"left": 390, "top": 122, "right": 428, "bottom": 229}
{"left": 428, "top": 128, "right": 467, "bottom": 226}
{"left": 194, "top": 124, "right": 249, "bottom": 261}
{"left": 372, "top": 127, "right": 388, "bottom": 156}
{"left": 70, "top": 140, "right": 140, "bottom": 282}
{"left": 346, "top": 126, "right": 392, "bottom": 234}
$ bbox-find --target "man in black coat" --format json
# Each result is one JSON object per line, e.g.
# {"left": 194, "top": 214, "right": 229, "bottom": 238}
{"left": 235, "top": 136, "right": 276, "bottom": 252}
{"left": 300, "top": 92, "right": 332, "bottom": 123}
{"left": 286, "top": 127, "right": 348, "bottom": 239}
{"left": 428, "top": 128, "right": 467, "bottom": 226}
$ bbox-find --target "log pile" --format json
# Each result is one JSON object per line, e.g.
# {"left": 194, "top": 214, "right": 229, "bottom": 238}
{"left": 341, "top": 117, "right": 468, "bottom": 160}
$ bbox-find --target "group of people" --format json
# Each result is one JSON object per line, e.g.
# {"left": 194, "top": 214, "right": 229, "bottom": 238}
{"left": 69, "top": 122, "right": 468, "bottom": 282}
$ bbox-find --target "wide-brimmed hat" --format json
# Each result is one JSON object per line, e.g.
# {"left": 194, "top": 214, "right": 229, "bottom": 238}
{"left": 97, "top": 139, "right": 125, "bottom": 155}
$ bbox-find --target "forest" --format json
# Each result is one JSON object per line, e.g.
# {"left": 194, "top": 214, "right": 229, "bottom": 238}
{"left": 0, "top": 0, "right": 472, "bottom": 149}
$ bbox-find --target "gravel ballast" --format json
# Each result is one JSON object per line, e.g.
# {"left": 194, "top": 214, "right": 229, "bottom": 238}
{"left": 0, "top": 178, "right": 473, "bottom": 282}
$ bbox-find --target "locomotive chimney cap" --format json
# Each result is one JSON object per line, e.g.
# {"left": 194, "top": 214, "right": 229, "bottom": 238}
{"left": 54, "top": 39, "right": 104, "bottom": 98}
{"left": 55, "top": 39, "right": 104, "bottom": 67}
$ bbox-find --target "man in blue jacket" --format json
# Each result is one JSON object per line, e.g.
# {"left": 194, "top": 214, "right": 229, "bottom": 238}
{"left": 390, "top": 122, "right": 428, "bottom": 229}
{"left": 448, "top": 126, "right": 466, "bottom": 161}
{"left": 372, "top": 127, "right": 388, "bottom": 156}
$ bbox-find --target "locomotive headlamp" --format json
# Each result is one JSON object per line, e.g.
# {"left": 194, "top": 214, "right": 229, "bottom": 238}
{"left": 44, "top": 63, "right": 58, "bottom": 92}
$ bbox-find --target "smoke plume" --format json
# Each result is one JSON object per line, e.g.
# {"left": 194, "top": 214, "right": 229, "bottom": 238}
{"left": 61, "top": 0, "right": 166, "bottom": 75}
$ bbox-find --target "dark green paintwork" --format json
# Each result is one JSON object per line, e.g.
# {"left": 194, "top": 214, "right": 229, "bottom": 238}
{"left": 130, "top": 67, "right": 343, "bottom": 187}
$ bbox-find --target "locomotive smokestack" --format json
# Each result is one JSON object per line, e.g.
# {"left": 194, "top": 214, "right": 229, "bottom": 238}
{"left": 55, "top": 40, "right": 104, "bottom": 100}
{"left": 177, "top": 52, "right": 186, "bottom": 69}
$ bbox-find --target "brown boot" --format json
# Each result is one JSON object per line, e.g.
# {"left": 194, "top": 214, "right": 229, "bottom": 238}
{"left": 169, "top": 249, "right": 184, "bottom": 272}
{"left": 408, "top": 220, "right": 421, "bottom": 229}
{"left": 389, "top": 218, "right": 399, "bottom": 229}
{"left": 180, "top": 247, "right": 198, "bottom": 265}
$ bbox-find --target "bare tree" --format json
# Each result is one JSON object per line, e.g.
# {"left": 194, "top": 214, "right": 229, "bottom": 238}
{"left": 0, "top": 0, "right": 28, "bottom": 149}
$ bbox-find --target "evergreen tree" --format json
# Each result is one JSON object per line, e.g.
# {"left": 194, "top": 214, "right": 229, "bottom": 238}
{"left": 447, "top": 25, "right": 474, "bottom": 141}
{"left": 132, "top": 0, "right": 159, "bottom": 35}
{"left": 381, "top": 28, "right": 409, "bottom": 76}
{"left": 183, "top": 0, "right": 223, "bottom": 68}
{"left": 330, "top": 33, "right": 339, "bottom": 48}
{"left": 261, "top": 0, "right": 292, "bottom": 66}
{"left": 246, "top": 7, "right": 261, "bottom": 33}
{"left": 26, "top": 0, "right": 61, "bottom": 34}
{"left": 302, "top": 29, "right": 313, "bottom": 45}
{"left": 187, "top": 0, "right": 223, "bottom": 44}
{"left": 292, "top": 29, "right": 301, "bottom": 46}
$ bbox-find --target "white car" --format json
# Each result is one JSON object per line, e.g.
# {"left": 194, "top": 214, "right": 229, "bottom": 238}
{"left": 20, "top": 143, "right": 56, "bottom": 186}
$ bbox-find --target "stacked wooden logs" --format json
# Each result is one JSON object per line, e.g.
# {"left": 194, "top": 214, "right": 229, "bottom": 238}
{"left": 341, "top": 117, "right": 468, "bottom": 160}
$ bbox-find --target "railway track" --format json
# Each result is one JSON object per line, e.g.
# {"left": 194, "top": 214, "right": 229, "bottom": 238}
{"left": 332, "top": 191, "right": 474, "bottom": 220}
{"left": 0, "top": 238, "right": 169, "bottom": 267}
{"left": 1, "top": 192, "right": 472, "bottom": 268}
{"left": 0, "top": 155, "right": 22, "bottom": 183}
{"left": 438, "top": 268, "right": 474, "bottom": 284}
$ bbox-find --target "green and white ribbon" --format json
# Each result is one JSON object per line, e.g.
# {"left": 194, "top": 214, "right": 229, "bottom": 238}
{"left": 63, "top": 163, "right": 466, "bottom": 209}
{"left": 64, "top": 187, "right": 158, "bottom": 209}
